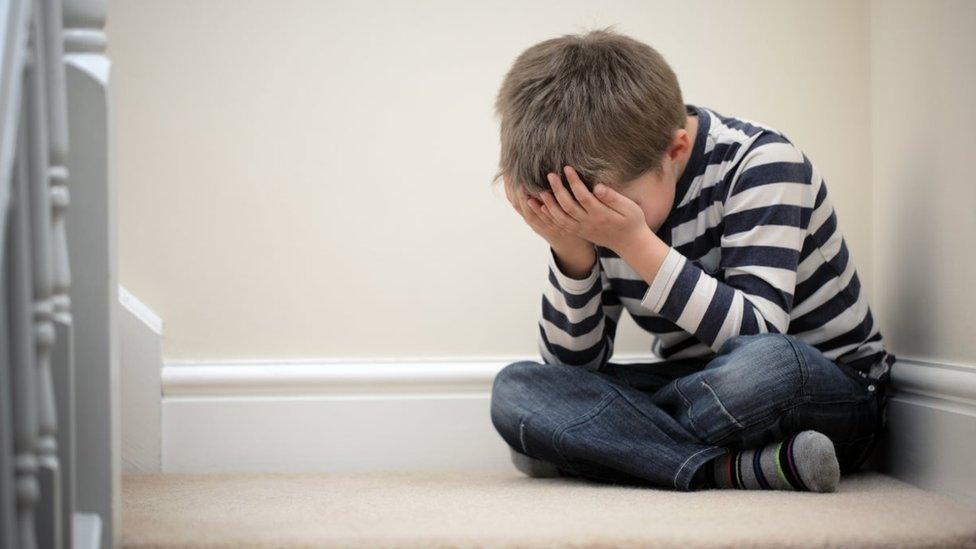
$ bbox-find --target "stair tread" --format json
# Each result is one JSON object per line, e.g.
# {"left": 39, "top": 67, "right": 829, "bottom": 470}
{"left": 123, "top": 469, "right": 976, "bottom": 548}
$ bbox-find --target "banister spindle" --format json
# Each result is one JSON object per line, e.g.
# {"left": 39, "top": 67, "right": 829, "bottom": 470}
{"left": 25, "top": 0, "right": 63, "bottom": 546}
{"left": 11, "top": 34, "right": 40, "bottom": 547}
{"left": 4, "top": 1, "right": 89, "bottom": 546}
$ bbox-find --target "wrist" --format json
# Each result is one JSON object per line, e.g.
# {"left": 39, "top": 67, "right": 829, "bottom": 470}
{"left": 551, "top": 240, "right": 593, "bottom": 263}
{"left": 550, "top": 242, "right": 597, "bottom": 280}
{"left": 612, "top": 226, "right": 658, "bottom": 260}
{"left": 551, "top": 236, "right": 591, "bottom": 254}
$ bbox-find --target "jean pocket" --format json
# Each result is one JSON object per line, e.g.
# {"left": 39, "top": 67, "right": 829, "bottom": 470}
{"left": 832, "top": 360, "right": 880, "bottom": 400}
{"left": 794, "top": 356, "right": 873, "bottom": 405}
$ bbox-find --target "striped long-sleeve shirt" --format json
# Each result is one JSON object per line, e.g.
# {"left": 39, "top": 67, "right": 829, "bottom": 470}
{"left": 538, "top": 104, "right": 895, "bottom": 385}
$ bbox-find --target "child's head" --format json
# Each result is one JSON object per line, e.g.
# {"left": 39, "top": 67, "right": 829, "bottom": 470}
{"left": 493, "top": 28, "right": 693, "bottom": 231}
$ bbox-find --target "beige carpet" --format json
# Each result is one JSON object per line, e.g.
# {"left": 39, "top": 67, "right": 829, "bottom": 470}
{"left": 123, "top": 469, "right": 976, "bottom": 548}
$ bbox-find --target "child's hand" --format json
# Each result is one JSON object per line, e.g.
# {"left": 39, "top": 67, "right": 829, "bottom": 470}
{"left": 538, "top": 166, "right": 650, "bottom": 255}
{"left": 503, "top": 175, "right": 593, "bottom": 254}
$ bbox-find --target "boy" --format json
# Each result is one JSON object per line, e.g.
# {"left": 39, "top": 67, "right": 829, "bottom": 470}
{"left": 489, "top": 29, "right": 894, "bottom": 492}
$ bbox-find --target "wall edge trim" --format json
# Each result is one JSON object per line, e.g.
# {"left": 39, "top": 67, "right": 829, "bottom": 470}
{"left": 118, "top": 284, "right": 162, "bottom": 335}
{"left": 889, "top": 357, "right": 976, "bottom": 409}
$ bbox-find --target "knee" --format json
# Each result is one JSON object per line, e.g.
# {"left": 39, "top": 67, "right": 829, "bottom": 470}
{"left": 718, "top": 333, "right": 800, "bottom": 367}
{"left": 492, "top": 360, "right": 542, "bottom": 397}
{"left": 491, "top": 360, "right": 557, "bottom": 414}
{"left": 490, "top": 360, "right": 542, "bottom": 436}
{"left": 718, "top": 332, "right": 797, "bottom": 357}
{"left": 677, "top": 334, "right": 805, "bottom": 444}
{"left": 708, "top": 333, "right": 805, "bottom": 404}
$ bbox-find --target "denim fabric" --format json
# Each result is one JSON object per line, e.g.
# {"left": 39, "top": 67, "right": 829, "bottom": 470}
{"left": 490, "top": 333, "right": 885, "bottom": 491}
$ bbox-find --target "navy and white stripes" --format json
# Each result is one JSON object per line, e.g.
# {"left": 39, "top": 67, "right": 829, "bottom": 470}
{"left": 538, "top": 104, "right": 895, "bottom": 384}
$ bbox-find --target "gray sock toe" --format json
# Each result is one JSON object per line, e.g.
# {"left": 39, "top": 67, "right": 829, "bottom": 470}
{"left": 792, "top": 430, "right": 840, "bottom": 492}
{"left": 509, "top": 447, "right": 562, "bottom": 478}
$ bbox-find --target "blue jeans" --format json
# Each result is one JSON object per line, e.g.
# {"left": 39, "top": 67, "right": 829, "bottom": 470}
{"left": 490, "top": 333, "right": 886, "bottom": 491}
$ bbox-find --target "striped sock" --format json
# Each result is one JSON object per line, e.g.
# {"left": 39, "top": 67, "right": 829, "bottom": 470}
{"left": 699, "top": 430, "right": 840, "bottom": 492}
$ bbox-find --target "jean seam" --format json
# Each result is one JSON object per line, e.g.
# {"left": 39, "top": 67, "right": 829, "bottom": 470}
{"left": 673, "top": 379, "right": 705, "bottom": 436}
{"left": 696, "top": 335, "right": 807, "bottom": 444}
{"left": 552, "top": 385, "right": 727, "bottom": 490}
{"left": 518, "top": 420, "right": 528, "bottom": 454}
{"left": 700, "top": 378, "right": 744, "bottom": 429}
{"left": 781, "top": 334, "right": 809, "bottom": 394}
{"left": 615, "top": 386, "right": 727, "bottom": 487}
{"left": 551, "top": 391, "right": 618, "bottom": 466}
{"left": 673, "top": 446, "right": 725, "bottom": 490}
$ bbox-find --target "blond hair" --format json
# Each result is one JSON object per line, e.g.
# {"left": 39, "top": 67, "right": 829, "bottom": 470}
{"left": 493, "top": 27, "right": 685, "bottom": 193}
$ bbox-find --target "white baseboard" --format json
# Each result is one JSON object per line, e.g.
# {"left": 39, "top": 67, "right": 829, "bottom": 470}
{"left": 162, "top": 354, "right": 976, "bottom": 508}
{"left": 876, "top": 357, "right": 976, "bottom": 506}
{"left": 161, "top": 359, "right": 519, "bottom": 473}
{"left": 161, "top": 356, "right": 657, "bottom": 474}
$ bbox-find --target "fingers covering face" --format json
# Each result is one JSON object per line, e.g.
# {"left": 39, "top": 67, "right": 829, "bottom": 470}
{"left": 562, "top": 166, "right": 601, "bottom": 212}
{"left": 517, "top": 185, "right": 553, "bottom": 228}
{"left": 525, "top": 195, "right": 553, "bottom": 226}
{"left": 538, "top": 186, "right": 578, "bottom": 230}
{"left": 503, "top": 168, "right": 617, "bottom": 231}
{"left": 546, "top": 172, "right": 588, "bottom": 221}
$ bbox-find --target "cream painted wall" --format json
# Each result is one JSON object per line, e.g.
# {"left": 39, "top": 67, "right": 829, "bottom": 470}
{"left": 107, "top": 0, "right": 874, "bottom": 360}
{"left": 870, "top": 0, "right": 976, "bottom": 365}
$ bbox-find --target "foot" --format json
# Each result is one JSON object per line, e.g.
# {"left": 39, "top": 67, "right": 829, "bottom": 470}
{"left": 698, "top": 430, "right": 841, "bottom": 492}
{"left": 791, "top": 430, "right": 842, "bottom": 492}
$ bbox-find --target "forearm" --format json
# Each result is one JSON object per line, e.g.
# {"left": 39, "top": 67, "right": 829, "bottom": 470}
{"left": 613, "top": 225, "right": 670, "bottom": 286}
{"left": 539, "top": 246, "right": 611, "bottom": 370}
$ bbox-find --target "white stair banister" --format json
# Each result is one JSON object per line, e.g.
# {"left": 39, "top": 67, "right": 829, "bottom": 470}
{"left": 2, "top": 0, "right": 112, "bottom": 547}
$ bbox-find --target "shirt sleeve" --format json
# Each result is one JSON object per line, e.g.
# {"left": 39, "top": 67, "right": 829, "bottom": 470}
{"left": 538, "top": 246, "right": 624, "bottom": 371}
{"left": 639, "top": 138, "right": 813, "bottom": 352}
